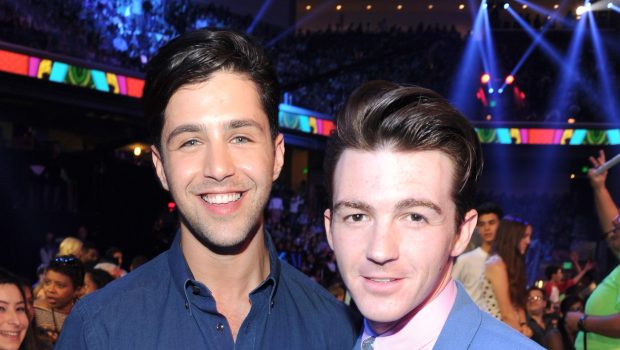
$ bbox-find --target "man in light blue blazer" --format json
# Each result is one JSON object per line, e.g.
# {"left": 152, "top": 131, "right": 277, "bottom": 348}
{"left": 323, "top": 81, "right": 542, "bottom": 349}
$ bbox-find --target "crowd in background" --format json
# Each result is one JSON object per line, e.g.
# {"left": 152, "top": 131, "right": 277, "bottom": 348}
{"left": 0, "top": 0, "right": 618, "bottom": 122}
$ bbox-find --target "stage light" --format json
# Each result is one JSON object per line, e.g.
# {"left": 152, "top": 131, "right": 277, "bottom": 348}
{"left": 576, "top": 5, "right": 586, "bottom": 15}
{"left": 133, "top": 146, "right": 142, "bottom": 157}
{"left": 608, "top": 2, "right": 613, "bottom": 8}
{"left": 459, "top": 4, "right": 465, "bottom": 10}
{"left": 504, "top": 3, "right": 509, "bottom": 10}
{"left": 522, "top": 4, "right": 527, "bottom": 9}
{"left": 305, "top": 4, "right": 311, "bottom": 10}
{"left": 488, "top": 88, "right": 494, "bottom": 94}
{"left": 428, "top": 4, "right": 434, "bottom": 10}
{"left": 366, "top": 4, "right": 372, "bottom": 10}
{"left": 570, "top": 173, "right": 576, "bottom": 179}
{"left": 481, "top": 73, "right": 491, "bottom": 84}
{"left": 485, "top": 114, "right": 493, "bottom": 121}
{"left": 336, "top": 4, "right": 342, "bottom": 11}
{"left": 553, "top": 4, "right": 559, "bottom": 9}
{"left": 397, "top": 4, "right": 403, "bottom": 10}
{"left": 168, "top": 202, "right": 176, "bottom": 212}
{"left": 567, "top": 117, "right": 576, "bottom": 124}
{"left": 498, "top": 88, "right": 504, "bottom": 94}
{"left": 505, "top": 75, "right": 515, "bottom": 85}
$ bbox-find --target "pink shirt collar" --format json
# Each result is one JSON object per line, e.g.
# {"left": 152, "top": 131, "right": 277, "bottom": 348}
{"left": 361, "top": 279, "right": 458, "bottom": 349}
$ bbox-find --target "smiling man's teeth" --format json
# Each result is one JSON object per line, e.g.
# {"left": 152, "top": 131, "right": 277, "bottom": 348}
{"left": 201, "top": 193, "right": 241, "bottom": 204}
{"left": 370, "top": 278, "right": 394, "bottom": 283}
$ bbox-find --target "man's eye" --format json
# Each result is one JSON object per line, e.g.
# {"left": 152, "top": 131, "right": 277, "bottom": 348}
{"left": 181, "top": 139, "right": 199, "bottom": 147}
{"left": 405, "top": 213, "right": 426, "bottom": 222}
{"left": 232, "top": 136, "right": 249, "bottom": 144}
{"left": 344, "top": 214, "right": 368, "bottom": 222}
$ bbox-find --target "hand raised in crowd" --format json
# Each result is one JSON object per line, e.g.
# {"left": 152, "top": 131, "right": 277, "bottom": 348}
{"left": 588, "top": 149, "right": 607, "bottom": 189}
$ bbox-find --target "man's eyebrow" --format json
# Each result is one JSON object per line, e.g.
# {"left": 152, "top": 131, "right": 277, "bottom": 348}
{"left": 333, "top": 200, "right": 372, "bottom": 212}
{"left": 395, "top": 198, "right": 442, "bottom": 215}
{"left": 166, "top": 124, "right": 205, "bottom": 145}
{"left": 225, "top": 119, "right": 264, "bottom": 131}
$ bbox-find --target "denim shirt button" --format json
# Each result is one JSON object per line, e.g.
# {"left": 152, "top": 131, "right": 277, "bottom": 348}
{"left": 216, "top": 323, "right": 225, "bottom": 331}
{"left": 184, "top": 301, "right": 189, "bottom": 309}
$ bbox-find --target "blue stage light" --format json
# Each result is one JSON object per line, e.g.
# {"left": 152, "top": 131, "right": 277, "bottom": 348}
{"left": 504, "top": 3, "right": 510, "bottom": 9}
{"left": 498, "top": 88, "right": 504, "bottom": 94}
{"left": 488, "top": 88, "right": 494, "bottom": 94}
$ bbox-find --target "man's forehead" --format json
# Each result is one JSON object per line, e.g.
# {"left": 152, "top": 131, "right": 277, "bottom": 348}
{"left": 478, "top": 213, "right": 499, "bottom": 222}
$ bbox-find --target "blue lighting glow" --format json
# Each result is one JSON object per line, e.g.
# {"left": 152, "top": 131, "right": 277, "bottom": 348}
{"left": 504, "top": 3, "right": 510, "bottom": 9}
{"left": 498, "top": 88, "right": 504, "bottom": 94}
{"left": 587, "top": 10, "right": 619, "bottom": 122}
{"left": 488, "top": 88, "right": 494, "bottom": 94}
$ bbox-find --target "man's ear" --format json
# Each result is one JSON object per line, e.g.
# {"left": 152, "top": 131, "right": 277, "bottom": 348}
{"left": 450, "top": 209, "right": 478, "bottom": 257}
{"left": 272, "top": 133, "right": 285, "bottom": 181}
{"left": 324, "top": 208, "right": 334, "bottom": 250}
{"left": 151, "top": 145, "right": 169, "bottom": 191}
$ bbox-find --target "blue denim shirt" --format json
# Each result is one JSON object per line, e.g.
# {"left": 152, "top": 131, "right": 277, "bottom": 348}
{"left": 56, "top": 233, "right": 359, "bottom": 349}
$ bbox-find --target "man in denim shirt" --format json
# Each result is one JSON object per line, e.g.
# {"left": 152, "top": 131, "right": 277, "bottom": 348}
{"left": 56, "top": 29, "right": 358, "bottom": 349}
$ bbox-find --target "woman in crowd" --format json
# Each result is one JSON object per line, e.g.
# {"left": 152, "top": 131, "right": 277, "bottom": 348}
{"left": 0, "top": 268, "right": 37, "bottom": 350}
{"left": 33, "top": 255, "right": 84, "bottom": 346}
{"left": 481, "top": 216, "right": 533, "bottom": 336}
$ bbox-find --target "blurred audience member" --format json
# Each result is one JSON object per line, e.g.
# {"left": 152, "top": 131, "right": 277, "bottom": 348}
{"left": 481, "top": 216, "right": 533, "bottom": 337}
{"left": 525, "top": 287, "right": 553, "bottom": 346}
{"left": 57, "top": 237, "right": 82, "bottom": 259}
{"left": 565, "top": 150, "right": 620, "bottom": 349}
{"left": 33, "top": 255, "right": 84, "bottom": 346}
{"left": 82, "top": 269, "right": 114, "bottom": 296}
{"left": 453, "top": 202, "right": 503, "bottom": 305}
{"left": 0, "top": 268, "right": 39, "bottom": 350}
{"left": 79, "top": 241, "right": 99, "bottom": 269}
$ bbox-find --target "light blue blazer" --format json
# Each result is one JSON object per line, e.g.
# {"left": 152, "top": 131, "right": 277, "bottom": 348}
{"left": 354, "top": 282, "right": 543, "bottom": 349}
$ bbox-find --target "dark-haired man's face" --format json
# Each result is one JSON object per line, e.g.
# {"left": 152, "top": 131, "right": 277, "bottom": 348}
{"left": 324, "top": 149, "right": 476, "bottom": 334}
{"left": 477, "top": 213, "right": 499, "bottom": 245}
{"left": 152, "top": 71, "right": 284, "bottom": 251}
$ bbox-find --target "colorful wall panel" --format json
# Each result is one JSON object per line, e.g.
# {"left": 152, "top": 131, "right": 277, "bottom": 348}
{"left": 0, "top": 49, "right": 144, "bottom": 98}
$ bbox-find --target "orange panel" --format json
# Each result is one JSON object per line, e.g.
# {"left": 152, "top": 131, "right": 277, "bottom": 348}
{"left": 126, "top": 77, "right": 145, "bottom": 98}
{"left": 0, "top": 49, "right": 29, "bottom": 75}
{"left": 528, "top": 129, "right": 555, "bottom": 144}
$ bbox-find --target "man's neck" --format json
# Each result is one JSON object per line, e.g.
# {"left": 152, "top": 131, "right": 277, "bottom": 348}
{"left": 180, "top": 226, "right": 271, "bottom": 341}
{"left": 180, "top": 227, "right": 270, "bottom": 298}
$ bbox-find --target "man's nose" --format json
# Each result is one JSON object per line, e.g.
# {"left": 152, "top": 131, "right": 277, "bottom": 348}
{"left": 365, "top": 222, "right": 399, "bottom": 265}
{"left": 203, "top": 141, "right": 235, "bottom": 181}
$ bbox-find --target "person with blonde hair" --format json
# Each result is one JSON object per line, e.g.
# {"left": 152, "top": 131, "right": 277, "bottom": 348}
{"left": 57, "top": 237, "right": 82, "bottom": 259}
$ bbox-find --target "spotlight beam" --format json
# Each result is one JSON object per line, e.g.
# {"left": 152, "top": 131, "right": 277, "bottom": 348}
{"left": 266, "top": 0, "right": 337, "bottom": 47}
{"left": 546, "top": 8, "right": 588, "bottom": 118}
{"left": 512, "top": 0, "right": 575, "bottom": 27}
{"left": 449, "top": 1, "right": 486, "bottom": 114}
{"left": 482, "top": 4, "right": 505, "bottom": 118}
{"left": 247, "top": 0, "right": 274, "bottom": 34}
{"left": 506, "top": 6, "right": 595, "bottom": 95}
{"left": 587, "top": 10, "right": 619, "bottom": 121}
{"left": 499, "top": 8, "right": 556, "bottom": 92}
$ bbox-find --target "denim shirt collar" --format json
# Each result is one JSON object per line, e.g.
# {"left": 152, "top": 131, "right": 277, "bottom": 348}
{"left": 167, "top": 230, "right": 281, "bottom": 314}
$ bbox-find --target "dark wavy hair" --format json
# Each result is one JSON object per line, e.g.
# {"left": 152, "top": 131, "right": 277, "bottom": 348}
{"left": 493, "top": 217, "right": 529, "bottom": 309}
{"left": 143, "top": 28, "right": 280, "bottom": 150}
{"left": 324, "top": 80, "right": 483, "bottom": 227}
